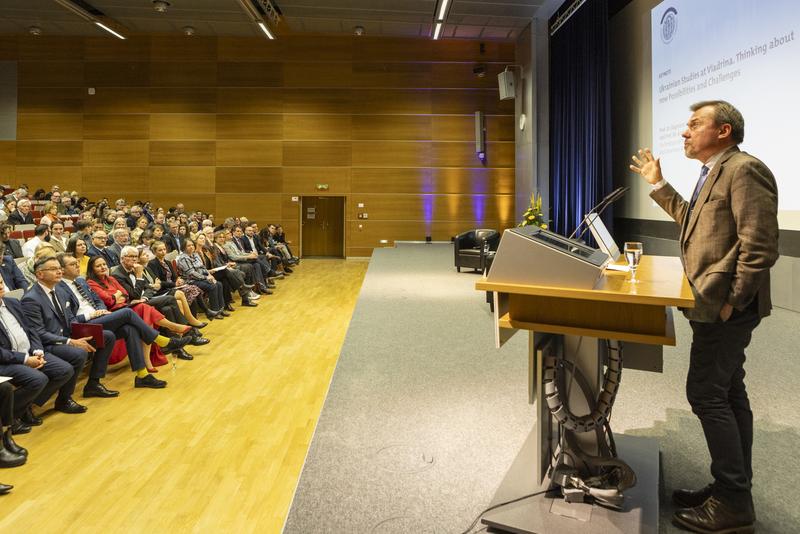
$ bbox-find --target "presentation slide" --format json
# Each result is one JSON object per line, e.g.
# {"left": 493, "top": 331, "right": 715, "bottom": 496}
{"left": 651, "top": 0, "right": 798, "bottom": 219}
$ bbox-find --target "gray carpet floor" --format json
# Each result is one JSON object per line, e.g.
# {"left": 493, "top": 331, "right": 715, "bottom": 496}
{"left": 284, "top": 243, "right": 800, "bottom": 533}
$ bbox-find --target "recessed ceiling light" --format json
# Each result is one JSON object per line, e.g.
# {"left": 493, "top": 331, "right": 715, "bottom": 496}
{"left": 153, "top": 0, "right": 170, "bottom": 13}
{"left": 182, "top": 26, "right": 196, "bottom": 36}
{"left": 28, "top": 26, "right": 42, "bottom": 36}
{"left": 354, "top": 25, "right": 365, "bottom": 36}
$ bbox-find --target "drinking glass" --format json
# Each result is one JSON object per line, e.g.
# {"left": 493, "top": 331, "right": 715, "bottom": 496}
{"left": 624, "top": 242, "right": 643, "bottom": 284}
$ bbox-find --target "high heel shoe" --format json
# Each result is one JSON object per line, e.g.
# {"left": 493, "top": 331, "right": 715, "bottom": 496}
{"left": 147, "top": 367, "right": 159, "bottom": 373}
{"left": 177, "top": 325, "right": 192, "bottom": 335}
{"left": 191, "top": 322, "right": 208, "bottom": 329}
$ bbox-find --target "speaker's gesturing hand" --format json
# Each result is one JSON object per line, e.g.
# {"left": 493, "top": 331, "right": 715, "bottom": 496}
{"left": 629, "top": 148, "right": 663, "bottom": 185}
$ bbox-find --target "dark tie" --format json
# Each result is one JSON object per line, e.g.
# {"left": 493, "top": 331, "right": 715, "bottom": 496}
{"left": 689, "top": 165, "right": 710, "bottom": 210}
{"left": 234, "top": 238, "right": 243, "bottom": 252}
{"left": 74, "top": 281, "right": 97, "bottom": 310}
{"left": 50, "top": 290, "right": 66, "bottom": 326}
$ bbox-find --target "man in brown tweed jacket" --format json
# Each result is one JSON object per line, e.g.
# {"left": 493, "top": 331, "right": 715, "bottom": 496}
{"left": 630, "top": 100, "right": 778, "bottom": 534}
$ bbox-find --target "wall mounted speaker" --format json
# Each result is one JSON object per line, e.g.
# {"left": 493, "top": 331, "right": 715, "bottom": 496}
{"left": 474, "top": 111, "right": 486, "bottom": 155}
{"left": 498, "top": 70, "right": 516, "bottom": 100}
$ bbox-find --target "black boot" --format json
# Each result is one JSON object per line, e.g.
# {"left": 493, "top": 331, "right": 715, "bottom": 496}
{"left": 0, "top": 442, "right": 26, "bottom": 468}
{"left": 2, "top": 429, "right": 27, "bottom": 457}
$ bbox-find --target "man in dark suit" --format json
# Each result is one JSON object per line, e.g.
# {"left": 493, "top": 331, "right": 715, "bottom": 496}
{"left": 57, "top": 253, "right": 190, "bottom": 389}
{"left": 86, "top": 230, "right": 118, "bottom": 267}
{"left": 7, "top": 199, "right": 34, "bottom": 226}
{"left": 0, "top": 226, "right": 24, "bottom": 260}
{"left": 631, "top": 100, "right": 779, "bottom": 533}
{"left": 0, "top": 276, "right": 75, "bottom": 430}
{"left": 0, "top": 243, "right": 28, "bottom": 291}
{"left": 164, "top": 221, "right": 183, "bottom": 253}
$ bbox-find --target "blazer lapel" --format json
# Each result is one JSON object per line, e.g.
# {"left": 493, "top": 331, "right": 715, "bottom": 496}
{"left": 682, "top": 147, "right": 738, "bottom": 244}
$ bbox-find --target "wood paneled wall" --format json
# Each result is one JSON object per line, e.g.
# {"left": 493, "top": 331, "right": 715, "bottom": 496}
{"left": 0, "top": 35, "right": 515, "bottom": 256}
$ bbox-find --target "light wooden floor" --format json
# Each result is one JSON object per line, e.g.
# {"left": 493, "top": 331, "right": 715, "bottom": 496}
{"left": 0, "top": 259, "right": 369, "bottom": 534}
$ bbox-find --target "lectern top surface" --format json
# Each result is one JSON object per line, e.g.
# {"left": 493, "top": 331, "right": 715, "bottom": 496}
{"left": 476, "top": 255, "right": 695, "bottom": 308}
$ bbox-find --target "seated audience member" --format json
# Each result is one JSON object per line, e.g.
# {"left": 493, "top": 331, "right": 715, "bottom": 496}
{"left": 126, "top": 205, "right": 143, "bottom": 230}
{"left": 22, "top": 244, "right": 57, "bottom": 288}
{"left": 146, "top": 242, "right": 209, "bottom": 321}
{"left": 39, "top": 203, "right": 59, "bottom": 227}
{"left": 151, "top": 224, "right": 165, "bottom": 243}
{"left": 86, "top": 255, "right": 187, "bottom": 371}
{"left": 1, "top": 380, "right": 28, "bottom": 486}
{"left": 233, "top": 226, "right": 283, "bottom": 280}
{"left": 86, "top": 230, "right": 118, "bottom": 267}
{"left": 3, "top": 200, "right": 17, "bottom": 218}
{"left": 164, "top": 221, "right": 183, "bottom": 253}
{"left": 66, "top": 238, "right": 89, "bottom": 276}
{"left": 68, "top": 220, "right": 92, "bottom": 248}
{"left": 61, "top": 196, "right": 78, "bottom": 216}
{"left": 0, "top": 276, "right": 75, "bottom": 435}
{"left": 106, "top": 227, "right": 129, "bottom": 265}
{"left": 176, "top": 239, "right": 226, "bottom": 319}
{"left": 21, "top": 257, "right": 119, "bottom": 409}
{"left": 242, "top": 224, "right": 290, "bottom": 274}
{"left": 57, "top": 254, "right": 189, "bottom": 388}
{"left": 271, "top": 224, "right": 299, "bottom": 264}
{"left": 32, "top": 189, "right": 46, "bottom": 201}
{"left": 222, "top": 229, "right": 271, "bottom": 292}
{"left": 7, "top": 199, "right": 34, "bottom": 226}
{"left": 48, "top": 221, "right": 68, "bottom": 254}
{"left": 21, "top": 225, "right": 50, "bottom": 259}
{"left": 49, "top": 190, "right": 64, "bottom": 215}
{"left": 131, "top": 216, "right": 149, "bottom": 244}
{"left": 0, "top": 225, "right": 24, "bottom": 260}
{"left": 0, "top": 243, "right": 28, "bottom": 291}
{"left": 102, "top": 211, "right": 116, "bottom": 234}
{"left": 204, "top": 232, "right": 259, "bottom": 307}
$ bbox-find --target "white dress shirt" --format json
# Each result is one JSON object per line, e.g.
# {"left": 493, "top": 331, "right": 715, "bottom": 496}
{"left": 0, "top": 300, "right": 31, "bottom": 355}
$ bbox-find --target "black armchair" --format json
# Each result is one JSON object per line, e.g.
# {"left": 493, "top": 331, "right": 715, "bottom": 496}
{"left": 454, "top": 229, "right": 500, "bottom": 272}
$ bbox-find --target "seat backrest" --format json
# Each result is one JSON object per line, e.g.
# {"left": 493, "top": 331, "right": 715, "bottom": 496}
{"left": 165, "top": 250, "right": 179, "bottom": 262}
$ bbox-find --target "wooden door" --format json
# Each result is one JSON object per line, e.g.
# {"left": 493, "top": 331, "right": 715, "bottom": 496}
{"left": 301, "top": 196, "right": 344, "bottom": 257}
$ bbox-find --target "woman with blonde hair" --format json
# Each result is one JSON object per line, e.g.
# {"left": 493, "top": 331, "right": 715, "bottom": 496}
{"left": 39, "top": 202, "right": 60, "bottom": 227}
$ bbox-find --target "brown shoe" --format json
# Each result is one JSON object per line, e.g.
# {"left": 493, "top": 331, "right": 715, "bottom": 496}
{"left": 673, "top": 483, "right": 713, "bottom": 509}
{"left": 672, "top": 495, "right": 755, "bottom": 533}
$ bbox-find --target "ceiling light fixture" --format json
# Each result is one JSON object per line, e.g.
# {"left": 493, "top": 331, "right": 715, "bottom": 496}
{"left": 354, "top": 25, "right": 365, "bottom": 36}
{"left": 28, "top": 26, "right": 42, "bottom": 36}
{"left": 431, "top": 0, "right": 452, "bottom": 40}
{"left": 237, "top": 0, "right": 280, "bottom": 40}
{"left": 53, "top": 0, "right": 127, "bottom": 39}
{"left": 152, "top": 0, "right": 170, "bottom": 13}
{"left": 182, "top": 26, "right": 196, "bottom": 36}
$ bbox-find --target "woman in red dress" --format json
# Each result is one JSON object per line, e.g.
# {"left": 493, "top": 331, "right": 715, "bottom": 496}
{"left": 86, "top": 255, "right": 189, "bottom": 370}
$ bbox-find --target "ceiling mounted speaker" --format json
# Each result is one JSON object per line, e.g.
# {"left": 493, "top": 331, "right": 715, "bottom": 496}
{"left": 498, "top": 70, "right": 516, "bottom": 100}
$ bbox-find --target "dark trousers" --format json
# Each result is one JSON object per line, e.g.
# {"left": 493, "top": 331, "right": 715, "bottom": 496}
{"left": 1, "top": 381, "right": 15, "bottom": 426}
{"left": 50, "top": 327, "right": 114, "bottom": 381}
{"left": 0, "top": 355, "right": 72, "bottom": 416}
{"left": 46, "top": 345, "right": 89, "bottom": 403}
{"left": 193, "top": 279, "right": 224, "bottom": 310}
{"left": 687, "top": 303, "right": 760, "bottom": 505}
{"left": 89, "top": 308, "right": 158, "bottom": 371}
{"left": 237, "top": 260, "right": 266, "bottom": 286}
{"left": 147, "top": 294, "right": 187, "bottom": 326}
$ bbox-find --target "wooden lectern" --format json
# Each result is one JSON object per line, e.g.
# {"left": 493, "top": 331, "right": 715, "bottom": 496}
{"left": 476, "top": 255, "right": 694, "bottom": 533}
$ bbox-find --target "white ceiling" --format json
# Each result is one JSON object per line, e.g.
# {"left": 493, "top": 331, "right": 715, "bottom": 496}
{"left": 0, "top": 0, "right": 551, "bottom": 41}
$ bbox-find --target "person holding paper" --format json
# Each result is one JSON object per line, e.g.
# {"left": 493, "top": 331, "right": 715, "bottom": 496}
{"left": 630, "top": 100, "right": 778, "bottom": 533}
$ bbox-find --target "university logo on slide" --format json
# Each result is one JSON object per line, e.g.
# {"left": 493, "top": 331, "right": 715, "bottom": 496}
{"left": 660, "top": 7, "right": 678, "bottom": 44}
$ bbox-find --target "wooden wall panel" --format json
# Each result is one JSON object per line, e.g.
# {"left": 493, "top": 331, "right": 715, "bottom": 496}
{"left": 6, "top": 34, "right": 515, "bottom": 257}
{"left": 351, "top": 167, "right": 515, "bottom": 194}
{"left": 83, "top": 141, "right": 149, "bottom": 166}
{"left": 149, "top": 114, "right": 217, "bottom": 140}
{"left": 283, "top": 89, "right": 351, "bottom": 114}
{"left": 85, "top": 62, "right": 150, "bottom": 87}
{"left": 217, "top": 62, "right": 282, "bottom": 87}
{"left": 83, "top": 167, "right": 149, "bottom": 194}
{"left": 18, "top": 88, "right": 84, "bottom": 114}
{"left": 16, "top": 141, "right": 82, "bottom": 166}
{"left": 15, "top": 167, "right": 83, "bottom": 193}
{"left": 352, "top": 141, "right": 430, "bottom": 167}
{"left": 216, "top": 115, "right": 282, "bottom": 140}
{"left": 349, "top": 194, "right": 514, "bottom": 222}
{"left": 283, "top": 63, "right": 352, "bottom": 88}
{"left": 282, "top": 167, "right": 351, "bottom": 195}
{"left": 150, "top": 88, "right": 217, "bottom": 113}
{"left": 283, "top": 115, "right": 351, "bottom": 141}
{"left": 215, "top": 167, "right": 282, "bottom": 193}
{"left": 150, "top": 62, "right": 217, "bottom": 87}
{"left": 216, "top": 88, "right": 284, "bottom": 114}
{"left": 149, "top": 141, "right": 216, "bottom": 166}
{"left": 215, "top": 194, "right": 282, "bottom": 222}
{"left": 149, "top": 167, "right": 216, "bottom": 193}
{"left": 84, "top": 37, "right": 150, "bottom": 61}
{"left": 18, "top": 61, "right": 84, "bottom": 87}
{"left": 352, "top": 116, "right": 431, "bottom": 141}
{"left": 216, "top": 141, "right": 281, "bottom": 166}
{"left": 84, "top": 88, "right": 150, "bottom": 114}
{"left": 283, "top": 141, "right": 351, "bottom": 167}
{"left": 17, "top": 114, "right": 83, "bottom": 140}
{"left": 83, "top": 115, "right": 149, "bottom": 140}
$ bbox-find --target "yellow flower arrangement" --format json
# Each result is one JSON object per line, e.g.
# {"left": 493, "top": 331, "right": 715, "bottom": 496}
{"left": 518, "top": 192, "right": 548, "bottom": 229}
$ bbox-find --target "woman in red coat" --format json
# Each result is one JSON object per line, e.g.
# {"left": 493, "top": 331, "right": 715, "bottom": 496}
{"left": 86, "top": 255, "right": 189, "bottom": 370}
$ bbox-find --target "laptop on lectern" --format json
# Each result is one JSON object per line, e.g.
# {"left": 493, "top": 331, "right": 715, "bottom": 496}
{"left": 585, "top": 213, "right": 621, "bottom": 262}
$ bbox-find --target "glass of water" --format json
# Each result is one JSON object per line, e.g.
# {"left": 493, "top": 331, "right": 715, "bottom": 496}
{"left": 624, "top": 242, "right": 643, "bottom": 283}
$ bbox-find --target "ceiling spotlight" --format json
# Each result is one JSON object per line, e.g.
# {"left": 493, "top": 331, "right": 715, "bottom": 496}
{"left": 353, "top": 25, "right": 365, "bottom": 36}
{"left": 473, "top": 64, "right": 487, "bottom": 78}
{"left": 28, "top": 26, "right": 42, "bottom": 36}
{"left": 182, "top": 26, "right": 196, "bottom": 36}
{"left": 152, "top": 0, "right": 170, "bottom": 13}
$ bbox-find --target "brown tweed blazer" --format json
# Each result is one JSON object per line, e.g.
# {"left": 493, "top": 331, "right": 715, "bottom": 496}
{"left": 650, "top": 146, "right": 779, "bottom": 322}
